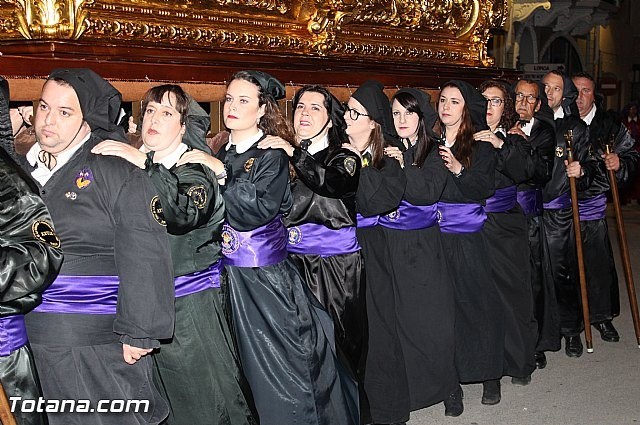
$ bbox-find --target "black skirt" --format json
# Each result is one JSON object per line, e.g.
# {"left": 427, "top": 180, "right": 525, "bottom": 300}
{"left": 153, "top": 286, "right": 258, "bottom": 425}
{"left": 0, "top": 344, "right": 47, "bottom": 425}
{"left": 484, "top": 209, "right": 538, "bottom": 378}
{"left": 226, "top": 259, "right": 359, "bottom": 425}
{"left": 441, "top": 231, "right": 505, "bottom": 383}
{"left": 288, "top": 251, "right": 365, "bottom": 378}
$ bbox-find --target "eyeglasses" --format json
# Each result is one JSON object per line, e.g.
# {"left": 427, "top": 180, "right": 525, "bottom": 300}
{"left": 484, "top": 97, "right": 504, "bottom": 107}
{"left": 515, "top": 92, "right": 539, "bottom": 104}
{"left": 344, "top": 105, "right": 370, "bottom": 121}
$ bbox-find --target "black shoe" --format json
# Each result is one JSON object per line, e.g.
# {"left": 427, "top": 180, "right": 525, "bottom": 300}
{"left": 511, "top": 374, "right": 532, "bottom": 386}
{"left": 594, "top": 321, "right": 620, "bottom": 342}
{"left": 481, "top": 379, "right": 501, "bottom": 405}
{"left": 534, "top": 351, "right": 547, "bottom": 369}
{"left": 444, "top": 385, "right": 464, "bottom": 417}
{"left": 564, "top": 335, "right": 583, "bottom": 358}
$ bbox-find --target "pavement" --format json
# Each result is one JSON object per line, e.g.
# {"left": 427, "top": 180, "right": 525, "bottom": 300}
{"left": 407, "top": 203, "right": 640, "bottom": 425}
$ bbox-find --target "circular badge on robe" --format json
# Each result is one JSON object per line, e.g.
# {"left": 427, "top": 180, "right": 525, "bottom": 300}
{"left": 287, "top": 226, "right": 303, "bottom": 245}
{"left": 386, "top": 209, "right": 400, "bottom": 221}
{"left": 244, "top": 158, "right": 255, "bottom": 173}
{"left": 436, "top": 209, "right": 443, "bottom": 223}
{"left": 150, "top": 196, "right": 167, "bottom": 226}
{"left": 187, "top": 185, "right": 207, "bottom": 209}
{"left": 221, "top": 224, "right": 240, "bottom": 255}
{"left": 32, "top": 220, "right": 61, "bottom": 248}
{"left": 555, "top": 146, "right": 564, "bottom": 158}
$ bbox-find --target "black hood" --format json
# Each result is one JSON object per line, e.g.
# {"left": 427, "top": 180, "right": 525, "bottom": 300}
{"left": 352, "top": 80, "right": 398, "bottom": 140}
{"left": 48, "top": 68, "right": 127, "bottom": 142}
{"left": 445, "top": 80, "right": 489, "bottom": 132}
{"left": 182, "top": 97, "right": 212, "bottom": 154}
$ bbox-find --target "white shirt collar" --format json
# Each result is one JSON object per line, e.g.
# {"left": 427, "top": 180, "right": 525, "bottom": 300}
{"left": 553, "top": 107, "right": 565, "bottom": 120}
{"left": 582, "top": 104, "right": 597, "bottom": 126}
{"left": 27, "top": 134, "right": 91, "bottom": 186}
{"left": 307, "top": 135, "right": 329, "bottom": 156}
{"left": 226, "top": 130, "right": 264, "bottom": 154}
{"left": 628, "top": 116, "right": 637, "bottom": 123}
{"left": 140, "top": 142, "right": 188, "bottom": 169}
{"left": 522, "top": 117, "right": 535, "bottom": 137}
{"left": 495, "top": 127, "right": 506, "bottom": 137}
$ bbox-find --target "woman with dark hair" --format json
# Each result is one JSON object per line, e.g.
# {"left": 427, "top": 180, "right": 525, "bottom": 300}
{"left": 178, "top": 71, "right": 358, "bottom": 424}
{"left": 435, "top": 80, "right": 502, "bottom": 416}
{"left": 93, "top": 84, "right": 258, "bottom": 425}
{"left": 369, "top": 87, "right": 457, "bottom": 424}
{"left": 257, "top": 84, "right": 365, "bottom": 380}
{"left": 473, "top": 80, "right": 538, "bottom": 398}
{"left": 342, "top": 80, "right": 408, "bottom": 424}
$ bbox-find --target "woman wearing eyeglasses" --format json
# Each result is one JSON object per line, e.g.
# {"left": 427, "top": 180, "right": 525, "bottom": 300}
{"left": 473, "top": 80, "right": 538, "bottom": 401}
{"left": 435, "top": 80, "right": 502, "bottom": 416}
{"left": 177, "top": 71, "right": 359, "bottom": 425}
{"left": 343, "top": 80, "right": 410, "bottom": 424}
{"left": 256, "top": 85, "right": 366, "bottom": 384}
{"left": 374, "top": 88, "right": 458, "bottom": 423}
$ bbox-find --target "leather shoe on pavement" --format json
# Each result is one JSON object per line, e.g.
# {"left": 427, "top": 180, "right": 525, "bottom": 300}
{"left": 594, "top": 321, "right": 620, "bottom": 342}
{"left": 481, "top": 379, "right": 501, "bottom": 405}
{"left": 511, "top": 374, "right": 531, "bottom": 386}
{"left": 444, "top": 385, "right": 464, "bottom": 417}
{"left": 564, "top": 335, "right": 583, "bottom": 358}
{"left": 534, "top": 351, "right": 547, "bottom": 369}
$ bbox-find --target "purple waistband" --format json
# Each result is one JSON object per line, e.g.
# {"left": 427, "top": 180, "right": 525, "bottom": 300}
{"left": 287, "top": 223, "right": 360, "bottom": 256}
{"left": 517, "top": 189, "right": 543, "bottom": 216}
{"left": 578, "top": 193, "right": 607, "bottom": 221}
{"left": 34, "top": 275, "right": 119, "bottom": 315}
{"left": 0, "top": 315, "right": 28, "bottom": 356}
{"left": 437, "top": 202, "right": 487, "bottom": 234}
{"left": 356, "top": 213, "right": 380, "bottom": 229}
{"left": 378, "top": 200, "right": 438, "bottom": 230}
{"left": 175, "top": 261, "right": 222, "bottom": 298}
{"left": 543, "top": 192, "right": 571, "bottom": 210}
{"left": 485, "top": 186, "right": 517, "bottom": 213}
{"left": 222, "top": 216, "right": 288, "bottom": 267}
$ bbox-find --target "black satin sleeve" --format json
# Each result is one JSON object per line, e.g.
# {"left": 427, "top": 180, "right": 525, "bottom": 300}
{"left": 403, "top": 147, "right": 448, "bottom": 204}
{"left": 146, "top": 160, "right": 224, "bottom": 236}
{"left": 221, "top": 147, "right": 292, "bottom": 231}
{"left": 523, "top": 122, "right": 555, "bottom": 187}
{"left": 356, "top": 156, "right": 406, "bottom": 216}
{"left": 111, "top": 167, "right": 175, "bottom": 349}
{"left": 493, "top": 132, "right": 532, "bottom": 185}
{"left": 0, "top": 148, "right": 63, "bottom": 314}
{"left": 451, "top": 141, "right": 496, "bottom": 201}
{"left": 571, "top": 118, "right": 597, "bottom": 193}
{"left": 291, "top": 147, "right": 360, "bottom": 199}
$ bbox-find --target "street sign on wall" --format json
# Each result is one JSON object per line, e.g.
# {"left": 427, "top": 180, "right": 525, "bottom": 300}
{"left": 521, "top": 63, "right": 566, "bottom": 81}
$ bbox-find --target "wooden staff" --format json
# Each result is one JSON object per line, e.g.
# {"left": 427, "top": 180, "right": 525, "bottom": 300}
{"left": 565, "top": 130, "right": 593, "bottom": 352}
{"left": 0, "top": 380, "right": 17, "bottom": 425}
{"left": 605, "top": 143, "right": 640, "bottom": 348}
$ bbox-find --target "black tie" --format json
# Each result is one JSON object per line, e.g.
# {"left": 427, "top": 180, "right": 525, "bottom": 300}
{"left": 518, "top": 119, "right": 530, "bottom": 126}
{"left": 38, "top": 150, "right": 57, "bottom": 170}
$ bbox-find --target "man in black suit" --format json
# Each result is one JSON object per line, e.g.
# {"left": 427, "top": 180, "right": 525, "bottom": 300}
{"left": 571, "top": 72, "right": 639, "bottom": 343}
{"left": 509, "top": 79, "right": 557, "bottom": 370}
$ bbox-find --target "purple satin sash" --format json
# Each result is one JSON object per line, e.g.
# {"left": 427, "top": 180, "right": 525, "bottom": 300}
{"left": 517, "top": 189, "right": 543, "bottom": 216}
{"left": 34, "top": 275, "right": 119, "bottom": 314}
{"left": 437, "top": 202, "right": 487, "bottom": 234}
{"left": 578, "top": 193, "right": 607, "bottom": 221}
{"left": 356, "top": 213, "right": 380, "bottom": 229}
{"left": 175, "top": 261, "right": 222, "bottom": 298}
{"left": 222, "top": 216, "right": 288, "bottom": 267}
{"left": 0, "top": 315, "right": 28, "bottom": 356}
{"left": 543, "top": 192, "right": 571, "bottom": 210}
{"left": 484, "top": 186, "right": 517, "bottom": 213}
{"left": 378, "top": 200, "right": 438, "bottom": 230}
{"left": 287, "top": 223, "right": 360, "bottom": 256}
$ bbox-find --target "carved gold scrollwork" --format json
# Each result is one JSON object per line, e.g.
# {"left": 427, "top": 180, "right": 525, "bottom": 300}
{"left": 214, "top": 0, "right": 288, "bottom": 14}
{"left": 8, "top": 0, "right": 92, "bottom": 39}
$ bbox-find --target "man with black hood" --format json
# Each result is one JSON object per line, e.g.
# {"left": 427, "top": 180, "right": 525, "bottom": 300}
{"left": 0, "top": 77, "right": 63, "bottom": 425}
{"left": 571, "top": 72, "right": 639, "bottom": 343}
{"left": 508, "top": 79, "right": 558, "bottom": 369}
{"left": 541, "top": 70, "right": 596, "bottom": 358}
{"left": 15, "top": 68, "right": 175, "bottom": 425}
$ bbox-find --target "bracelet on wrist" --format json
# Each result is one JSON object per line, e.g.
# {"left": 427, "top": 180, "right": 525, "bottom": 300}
{"left": 452, "top": 165, "right": 464, "bottom": 178}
